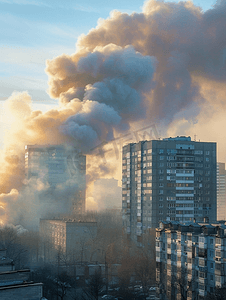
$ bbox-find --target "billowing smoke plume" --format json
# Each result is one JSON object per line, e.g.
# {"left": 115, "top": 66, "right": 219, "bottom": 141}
{"left": 1, "top": 0, "right": 226, "bottom": 228}
{"left": 47, "top": 44, "right": 157, "bottom": 151}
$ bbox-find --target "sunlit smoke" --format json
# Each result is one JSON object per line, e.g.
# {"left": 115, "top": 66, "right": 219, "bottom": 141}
{"left": 1, "top": 0, "right": 226, "bottom": 228}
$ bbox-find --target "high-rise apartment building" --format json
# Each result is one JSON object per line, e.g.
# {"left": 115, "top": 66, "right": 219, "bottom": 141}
{"left": 25, "top": 145, "right": 86, "bottom": 213}
{"left": 217, "top": 163, "right": 226, "bottom": 220}
{"left": 156, "top": 221, "right": 226, "bottom": 300}
{"left": 122, "top": 136, "right": 217, "bottom": 242}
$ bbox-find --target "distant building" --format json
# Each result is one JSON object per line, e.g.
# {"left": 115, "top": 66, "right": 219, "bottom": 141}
{"left": 217, "top": 162, "right": 226, "bottom": 220}
{"left": 25, "top": 145, "right": 86, "bottom": 213}
{"left": 122, "top": 136, "right": 217, "bottom": 244}
{"left": 156, "top": 221, "right": 226, "bottom": 300}
{"left": 39, "top": 219, "right": 97, "bottom": 261}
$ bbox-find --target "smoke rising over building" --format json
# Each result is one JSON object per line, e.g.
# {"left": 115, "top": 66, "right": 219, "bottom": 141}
{"left": 93, "top": 178, "right": 122, "bottom": 211}
{"left": 0, "top": 0, "right": 226, "bottom": 228}
{"left": 25, "top": 145, "right": 86, "bottom": 214}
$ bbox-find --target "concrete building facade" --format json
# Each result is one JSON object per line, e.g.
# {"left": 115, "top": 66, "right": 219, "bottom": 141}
{"left": 25, "top": 144, "right": 86, "bottom": 213}
{"left": 156, "top": 221, "right": 226, "bottom": 300}
{"left": 39, "top": 219, "right": 97, "bottom": 261}
{"left": 217, "top": 162, "right": 226, "bottom": 221}
{"left": 0, "top": 283, "right": 43, "bottom": 300}
{"left": 0, "top": 269, "right": 43, "bottom": 300}
{"left": 122, "top": 136, "right": 217, "bottom": 243}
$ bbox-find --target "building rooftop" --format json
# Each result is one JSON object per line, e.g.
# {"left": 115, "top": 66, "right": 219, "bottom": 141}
{"left": 158, "top": 221, "right": 226, "bottom": 236}
{"left": 0, "top": 282, "right": 43, "bottom": 291}
{"left": 163, "top": 136, "right": 191, "bottom": 141}
{"left": 40, "top": 218, "right": 97, "bottom": 224}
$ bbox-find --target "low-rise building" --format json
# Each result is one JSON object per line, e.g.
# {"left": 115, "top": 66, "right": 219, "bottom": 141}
{"left": 156, "top": 221, "right": 226, "bottom": 300}
{"left": 0, "top": 269, "right": 43, "bottom": 300}
{"left": 40, "top": 218, "right": 97, "bottom": 261}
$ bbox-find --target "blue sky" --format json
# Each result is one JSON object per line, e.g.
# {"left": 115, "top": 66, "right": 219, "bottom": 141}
{"left": 0, "top": 0, "right": 217, "bottom": 104}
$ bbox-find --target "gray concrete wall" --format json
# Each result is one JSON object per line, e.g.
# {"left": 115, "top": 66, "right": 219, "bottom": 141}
{"left": 0, "top": 270, "right": 30, "bottom": 283}
{"left": 0, "top": 283, "right": 42, "bottom": 300}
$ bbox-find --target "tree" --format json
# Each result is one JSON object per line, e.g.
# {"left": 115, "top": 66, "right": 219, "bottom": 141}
{"left": 19, "top": 230, "right": 41, "bottom": 266}
{"left": 91, "top": 209, "right": 123, "bottom": 264}
{"left": 168, "top": 267, "right": 192, "bottom": 300}
{"left": 134, "top": 252, "right": 155, "bottom": 297}
{"left": 157, "top": 261, "right": 167, "bottom": 300}
{"left": 32, "top": 266, "right": 74, "bottom": 300}
{"left": 55, "top": 271, "right": 74, "bottom": 300}
{"left": 205, "top": 285, "right": 226, "bottom": 300}
{"left": 177, "top": 267, "right": 192, "bottom": 300}
{"left": 32, "top": 265, "right": 56, "bottom": 300}
{"left": 82, "top": 270, "right": 104, "bottom": 300}
{"left": 0, "top": 226, "right": 28, "bottom": 269}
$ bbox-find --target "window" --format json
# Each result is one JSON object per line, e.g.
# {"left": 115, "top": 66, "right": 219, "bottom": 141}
{"left": 199, "top": 272, "right": 206, "bottom": 278}
{"left": 210, "top": 250, "right": 214, "bottom": 258}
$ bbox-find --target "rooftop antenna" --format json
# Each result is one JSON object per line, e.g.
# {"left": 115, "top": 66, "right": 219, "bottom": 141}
{"left": 194, "top": 134, "right": 197, "bottom": 141}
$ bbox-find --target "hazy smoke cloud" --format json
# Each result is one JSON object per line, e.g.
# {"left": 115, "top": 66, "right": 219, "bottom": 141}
{"left": 1, "top": 0, "right": 226, "bottom": 228}
{"left": 93, "top": 178, "right": 122, "bottom": 211}
{"left": 0, "top": 180, "right": 77, "bottom": 230}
